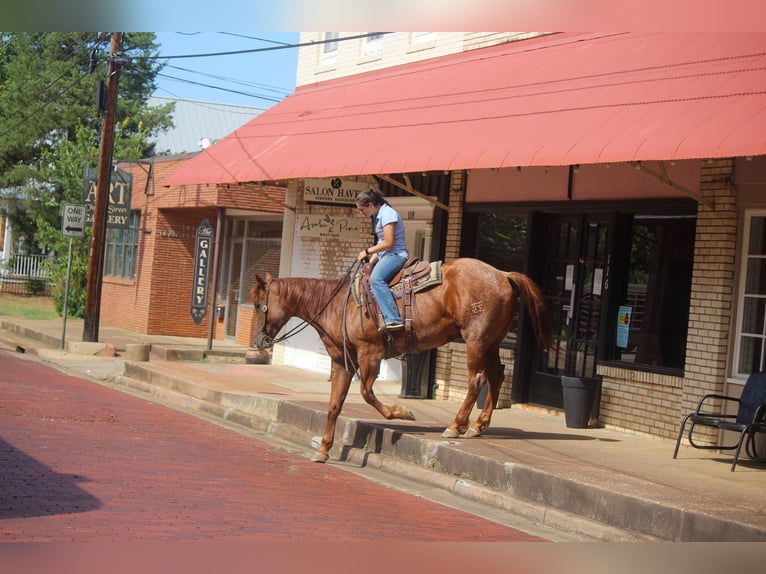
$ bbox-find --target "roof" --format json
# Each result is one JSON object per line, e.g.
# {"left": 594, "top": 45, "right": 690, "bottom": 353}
{"left": 163, "top": 32, "right": 766, "bottom": 186}
{"left": 149, "top": 96, "right": 265, "bottom": 155}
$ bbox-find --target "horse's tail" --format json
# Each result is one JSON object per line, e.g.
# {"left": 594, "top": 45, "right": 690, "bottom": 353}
{"left": 507, "top": 272, "right": 555, "bottom": 351}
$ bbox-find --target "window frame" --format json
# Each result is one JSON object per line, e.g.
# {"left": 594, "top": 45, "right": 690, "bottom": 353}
{"left": 732, "top": 209, "right": 766, "bottom": 378}
{"left": 104, "top": 210, "right": 141, "bottom": 279}
{"left": 320, "top": 32, "right": 340, "bottom": 66}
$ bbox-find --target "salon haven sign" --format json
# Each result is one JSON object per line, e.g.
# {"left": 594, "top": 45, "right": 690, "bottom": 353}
{"left": 303, "top": 178, "right": 369, "bottom": 205}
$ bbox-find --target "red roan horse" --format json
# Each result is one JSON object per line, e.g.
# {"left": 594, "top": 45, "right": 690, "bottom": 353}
{"left": 249, "top": 257, "right": 554, "bottom": 463}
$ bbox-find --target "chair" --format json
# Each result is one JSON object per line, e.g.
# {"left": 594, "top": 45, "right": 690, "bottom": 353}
{"left": 673, "top": 371, "right": 766, "bottom": 471}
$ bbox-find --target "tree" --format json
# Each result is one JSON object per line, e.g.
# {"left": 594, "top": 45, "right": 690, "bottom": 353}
{"left": 0, "top": 32, "right": 173, "bottom": 316}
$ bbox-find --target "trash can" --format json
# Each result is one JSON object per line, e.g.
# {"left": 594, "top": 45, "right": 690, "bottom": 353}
{"left": 561, "top": 376, "right": 598, "bottom": 428}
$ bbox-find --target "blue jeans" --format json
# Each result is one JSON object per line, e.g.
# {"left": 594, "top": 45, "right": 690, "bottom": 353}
{"left": 370, "top": 253, "right": 407, "bottom": 324}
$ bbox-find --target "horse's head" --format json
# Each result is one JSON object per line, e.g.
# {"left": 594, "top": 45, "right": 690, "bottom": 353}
{"left": 249, "top": 273, "right": 287, "bottom": 349}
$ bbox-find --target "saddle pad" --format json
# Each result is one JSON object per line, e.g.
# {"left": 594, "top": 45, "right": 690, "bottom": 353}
{"left": 352, "top": 261, "right": 443, "bottom": 306}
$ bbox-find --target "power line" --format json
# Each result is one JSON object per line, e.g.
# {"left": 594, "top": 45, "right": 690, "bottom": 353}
{"left": 165, "top": 64, "right": 289, "bottom": 96}
{"left": 140, "top": 32, "right": 389, "bottom": 60}
{"left": 156, "top": 72, "right": 283, "bottom": 104}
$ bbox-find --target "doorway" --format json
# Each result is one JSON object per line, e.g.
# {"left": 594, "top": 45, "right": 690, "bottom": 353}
{"left": 528, "top": 214, "right": 608, "bottom": 408}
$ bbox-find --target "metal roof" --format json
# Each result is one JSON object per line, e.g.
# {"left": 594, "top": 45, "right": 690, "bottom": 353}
{"left": 149, "top": 96, "right": 265, "bottom": 155}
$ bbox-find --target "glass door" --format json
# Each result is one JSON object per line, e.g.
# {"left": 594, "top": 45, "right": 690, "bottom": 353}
{"left": 529, "top": 214, "right": 608, "bottom": 408}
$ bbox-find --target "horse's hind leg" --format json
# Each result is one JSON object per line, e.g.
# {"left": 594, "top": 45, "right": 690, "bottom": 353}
{"left": 465, "top": 351, "right": 504, "bottom": 437}
{"left": 441, "top": 347, "right": 502, "bottom": 439}
{"left": 311, "top": 362, "right": 353, "bottom": 463}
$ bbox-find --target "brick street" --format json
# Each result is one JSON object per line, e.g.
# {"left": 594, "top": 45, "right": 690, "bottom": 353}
{"left": 0, "top": 351, "right": 544, "bottom": 542}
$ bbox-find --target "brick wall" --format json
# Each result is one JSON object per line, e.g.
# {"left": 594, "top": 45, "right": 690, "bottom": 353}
{"left": 596, "top": 159, "right": 737, "bottom": 440}
{"left": 100, "top": 154, "right": 285, "bottom": 341}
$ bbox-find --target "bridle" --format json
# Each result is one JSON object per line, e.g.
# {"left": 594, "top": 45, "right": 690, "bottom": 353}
{"left": 252, "top": 261, "right": 361, "bottom": 355}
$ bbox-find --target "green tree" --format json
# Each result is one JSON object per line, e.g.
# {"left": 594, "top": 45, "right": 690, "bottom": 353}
{"left": 0, "top": 32, "right": 173, "bottom": 316}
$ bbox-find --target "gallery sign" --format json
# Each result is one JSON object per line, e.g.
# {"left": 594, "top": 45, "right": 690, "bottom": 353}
{"left": 190, "top": 219, "right": 213, "bottom": 325}
{"left": 303, "top": 178, "right": 369, "bottom": 206}
{"left": 297, "top": 212, "right": 361, "bottom": 240}
{"left": 82, "top": 167, "right": 132, "bottom": 229}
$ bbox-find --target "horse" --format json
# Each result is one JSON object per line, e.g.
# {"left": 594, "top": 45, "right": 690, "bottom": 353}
{"left": 248, "top": 257, "right": 554, "bottom": 463}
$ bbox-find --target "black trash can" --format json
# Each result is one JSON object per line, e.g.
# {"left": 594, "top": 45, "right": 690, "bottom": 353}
{"left": 561, "top": 376, "right": 597, "bottom": 428}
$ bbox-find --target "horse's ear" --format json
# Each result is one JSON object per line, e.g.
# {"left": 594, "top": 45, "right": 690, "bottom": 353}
{"left": 265, "top": 272, "right": 273, "bottom": 282}
{"left": 246, "top": 274, "right": 264, "bottom": 303}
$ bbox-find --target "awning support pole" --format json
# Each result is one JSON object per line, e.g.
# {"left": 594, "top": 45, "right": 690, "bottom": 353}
{"left": 377, "top": 174, "right": 449, "bottom": 212}
{"left": 634, "top": 161, "right": 714, "bottom": 207}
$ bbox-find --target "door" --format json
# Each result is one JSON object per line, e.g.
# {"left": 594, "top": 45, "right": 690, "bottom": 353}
{"left": 528, "top": 214, "right": 608, "bottom": 408}
{"left": 224, "top": 240, "right": 243, "bottom": 339}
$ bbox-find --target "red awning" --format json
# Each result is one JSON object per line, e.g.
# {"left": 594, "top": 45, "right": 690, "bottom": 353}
{"left": 164, "top": 32, "right": 766, "bottom": 186}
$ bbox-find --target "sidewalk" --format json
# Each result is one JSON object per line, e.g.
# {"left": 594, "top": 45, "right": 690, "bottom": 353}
{"left": 1, "top": 315, "right": 765, "bottom": 542}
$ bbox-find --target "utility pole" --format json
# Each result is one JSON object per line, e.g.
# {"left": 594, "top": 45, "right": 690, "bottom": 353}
{"left": 83, "top": 32, "right": 123, "bottom": 342}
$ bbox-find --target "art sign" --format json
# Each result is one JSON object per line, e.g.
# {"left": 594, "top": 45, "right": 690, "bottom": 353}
{"left": 82, "top": 167, "right": 132, "bottom": 229}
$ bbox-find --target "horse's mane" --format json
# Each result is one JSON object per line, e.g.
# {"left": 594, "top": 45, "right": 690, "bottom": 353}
{"left": 276, "top": 276, "right": 350, "bottom": 321}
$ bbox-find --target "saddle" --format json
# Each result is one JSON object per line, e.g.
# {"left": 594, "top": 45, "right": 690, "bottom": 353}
{"left": 353, "top": 257, "right": 442, "bottom": 335}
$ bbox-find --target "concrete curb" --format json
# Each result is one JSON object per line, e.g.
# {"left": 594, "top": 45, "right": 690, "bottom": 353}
{"left": 111, "top": 362, "right": 766, "bottom": 542}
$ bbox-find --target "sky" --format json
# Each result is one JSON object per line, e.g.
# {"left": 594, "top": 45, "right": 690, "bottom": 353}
{"left": 151, "top": 32, "right": 301, "bottom": 109}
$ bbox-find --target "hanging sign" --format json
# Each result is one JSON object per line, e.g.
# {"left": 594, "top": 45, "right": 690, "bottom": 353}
{"left": 82, "top": 167, "right": 132, "bottom": 229}
{"left": 303, "top": 178, "right": 369, "bottom": 206}
{"left": 190, "top": 219, "right": 213, "bottom": 324}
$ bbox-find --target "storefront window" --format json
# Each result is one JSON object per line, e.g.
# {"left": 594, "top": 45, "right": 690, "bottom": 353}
{"left": 476, "top": 213, "right": 527, "bottom": 346}
{"left": 477, "top": 213, "right": 527, "bottom": 272}
{"left": 104, "top": 210, "right": 140, "bottom": 279}
{"left": 735, "top": 213, "right": 766, "bottom": 375}
{"left": 611, "top": 215, "right": 695, "bottom": 370}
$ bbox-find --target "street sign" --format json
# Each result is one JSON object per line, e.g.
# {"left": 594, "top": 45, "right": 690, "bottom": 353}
{"left": 62, "top": 203, "right": 86, "bottom": 237}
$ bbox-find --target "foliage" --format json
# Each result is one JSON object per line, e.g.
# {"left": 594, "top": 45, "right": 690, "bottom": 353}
{"left": 0, "top": 32, "right": 174, "bottom": 317}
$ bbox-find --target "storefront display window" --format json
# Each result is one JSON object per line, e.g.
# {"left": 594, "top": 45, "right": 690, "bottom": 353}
{"left": 104, "top": 210, "right": 140, "bottom": 279}
{"left": 611, "top": 215, "right": 695, "bottom": 371}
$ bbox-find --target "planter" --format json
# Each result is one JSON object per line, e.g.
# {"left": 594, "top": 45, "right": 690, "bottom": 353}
{"left": 561, "top": 376, "right": 598, "bottom": 428}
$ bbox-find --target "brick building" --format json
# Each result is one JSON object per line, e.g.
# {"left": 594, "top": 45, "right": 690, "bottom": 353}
{"left": 159, "top": 32, "right": 766, "bottom": 450}
{"left": 100, "top": 153, "right": 284, "bottom": 347}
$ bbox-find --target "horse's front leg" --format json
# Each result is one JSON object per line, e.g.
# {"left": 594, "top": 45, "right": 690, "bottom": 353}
{"left": 358, "top": 353, "right": 415, "bottom": 421}
{"left": 311, "top": 362, "right": 353, "bottom": 463}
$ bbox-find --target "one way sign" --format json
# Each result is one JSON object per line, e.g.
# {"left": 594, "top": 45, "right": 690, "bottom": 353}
{"left": 62, "top": 203, "right": 86, "bottom": 237}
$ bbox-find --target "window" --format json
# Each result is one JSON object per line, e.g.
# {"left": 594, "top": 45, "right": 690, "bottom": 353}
{"left": 476, "top": 213, "right": 528, "bottom": 346}
{"left": 477, "top": 213, "right": 527, "bottom": 273}
{"left": 320, "top": 32, "right": 339, "bottom": 66}
{"left": 610, "top": 215, "right": 696, "bottom": 371}
{"left": 363, "top": 32, "right": 384, "bottom": 56}
{"left": 735, "top": 212, "right": 766, "bottom": 376}
{"left": 104, "top": 210, "right": 140, "bottom": 279}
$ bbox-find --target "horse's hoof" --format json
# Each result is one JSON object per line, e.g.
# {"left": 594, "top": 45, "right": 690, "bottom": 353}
{"left": 441, "top": 427, "right": 459, "bottom": 438}
{"left": 463, "top": 427, "right": 482, "bottom": 438}
{"left": 311, "top": 451, "right": 329, "bottom": 463}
